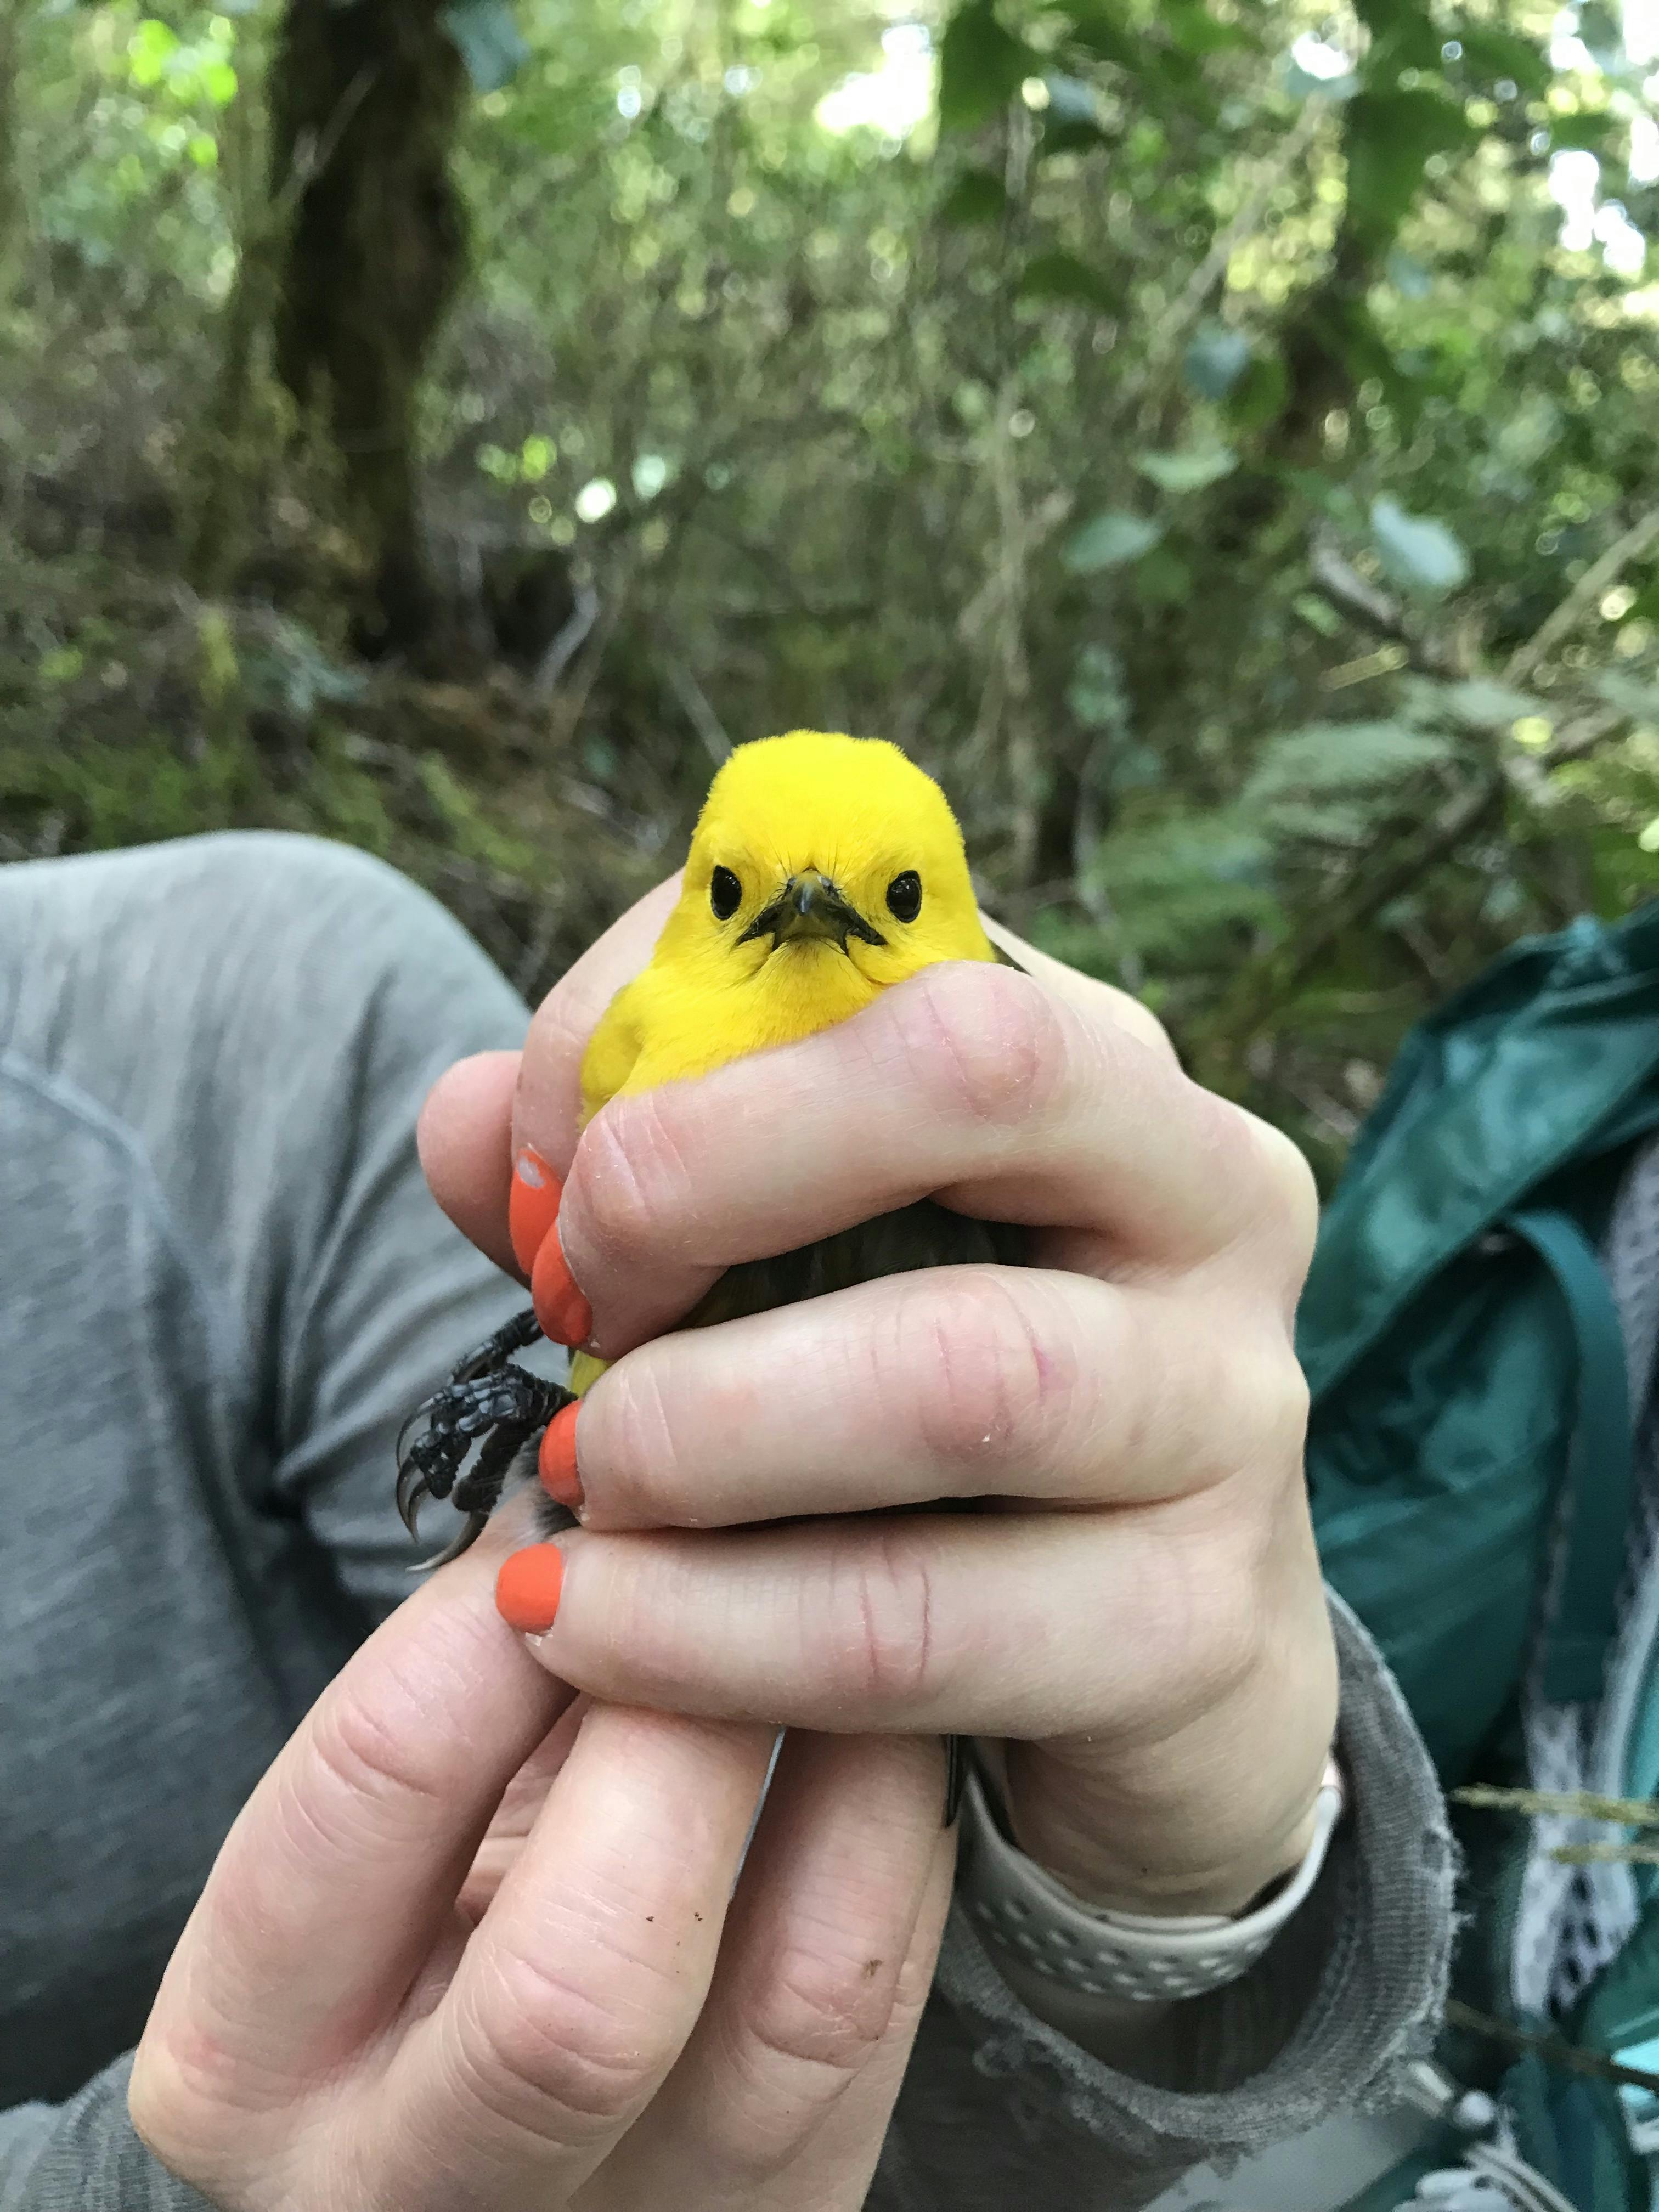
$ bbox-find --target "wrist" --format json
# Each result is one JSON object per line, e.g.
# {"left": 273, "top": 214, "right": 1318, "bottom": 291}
{"left": 959, "top": 1754, "right": 1347, "bottom": 2013}
{"left": 998, "top": 1726, "right": 1335, "bottom": 1918}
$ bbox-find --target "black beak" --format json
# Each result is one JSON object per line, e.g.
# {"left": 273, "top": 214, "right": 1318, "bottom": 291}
{"left": 737, "top": 870, "right": 888, "bottom": 953}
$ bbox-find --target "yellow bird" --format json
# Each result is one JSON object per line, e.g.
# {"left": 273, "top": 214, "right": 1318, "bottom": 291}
{"left": 397, "top": 731, "right": 1024, "bottom": 1808}
{"left": 562, "top": 729, "right": 1010, "bottom": 1394}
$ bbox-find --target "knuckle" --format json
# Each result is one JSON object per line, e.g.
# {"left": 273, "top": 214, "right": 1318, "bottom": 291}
{"left": 901, "top": 963, "right": 1070, "bottom": 1132}
{"left": 1255, "top": 1120, "right": 1321, "bottom": 1269}
{"left": 306, "top": 1679, "right": 448, "bottom": 1818}
{"left": 1178, "top": 1530, "right": 1272, "bottom": 1718}
{"left": 901, "top": 1271, "right": 1057, "bottom": 1475}
{"left": 1232, "top": 1340, "right": 1311, "bottom": 1475}
{"left": 833, "top": 1525, "right": 938, "bottom": 1709}
{"left": 743, "top": 1941, "right": 896, "bottom": 2083}
{"left": 128, "top": 2020, "right": 289, "bottom": 2185}
{"left": 458, "top": 1949, "right": 670, "bottom": 2142}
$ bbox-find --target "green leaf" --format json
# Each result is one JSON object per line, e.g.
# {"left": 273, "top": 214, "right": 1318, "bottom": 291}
{"left": 1136, "top": 444, "right": 1235, "bottom": 493}
{"left": 1370, "top": 496, "right": 1469, "bottom": 599}
{"left": 1184, "top": 324, "right": 1250, "bottom": 399}
{"left": 1294, "top": 592, "right": 1342, "bottom": 637}
{"left": 1062, "top": 511, "right": 1164, "bottom": 572}
{"left": 1548, "top": 110, "right": 1618, "bottom": 154}
{"left": 1082, "top": 814, "right": 1280, "bottom": 962}
{"left": 1225, "top": 348, "right": 1289, "bottom": 431}
{"left": 1245, "top": 720, "right": 1453, "bottom": 809}
{"left": 1067, "top": 643, "right": 1130, "bottom": 731}
{"left": 1063, "top": 3, "right": 1141, "bottom": 76}
{"left": 938, "top": 168, "right": 1008, "bottom": 225}
{"left": 1017, "top": 250, "right": 1115, "bottom": 308}
{"left": 442, "top": 1, "right": 528, "bottom": 94}
{"left": 1594, "top": 670, "right": 1659, "bottom": 720}
{"left": 1355, "top": 0, "right": 1443, "bottom": 72}
{"left": 1134, "top": 545, "right": 1193, "bottom": 604}
{"left": 1437, "top": 679, "right": 1541, "bottom": 730}
{"left": 938, "top": 2, "right": 1032, "bottom": 132}
{"left": 1345, "top": 88, "right": 1475, "bottom": 249}
{"left": 1164, "top": 1, "right": 1258, "bottom": 58}
{"left": 1452, "top": 21, "right": 1550, "bottom": 97}
{"left": 128, "top": 18, "right": 178, "bottom": 89}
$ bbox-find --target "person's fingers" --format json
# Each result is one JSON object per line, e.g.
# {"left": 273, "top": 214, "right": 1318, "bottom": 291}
{"left": 376, "top": 1703, "right": 778, "bottom": 2212}
{"left": 564, "top": 1265, "right": 1302, "bottom": 1529}
{"left": 455, "top": 1693, "right": 591, "bottom": 1925}
{"left": 510, "top": 874, "right": 683, "bottom": 1177}
{"left": 515, "top": 1467, "right": 1308, "bottom": 1751}
{"left": 136, "top": 1534, "right": 571, "bottom": 2101}
{"left": 541, "top": 960, "right": 1313, "bottom": 1359}
{"left": 593, "top": 1732, "right": 949, "bottom": 2209}
{"left": 419, "top": 1048, "right": 523, "bottom": 1277}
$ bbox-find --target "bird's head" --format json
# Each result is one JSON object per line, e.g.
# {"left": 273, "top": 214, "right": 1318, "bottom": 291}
{"left": 656, "top": 731, "right": 995, "bottom": 1026}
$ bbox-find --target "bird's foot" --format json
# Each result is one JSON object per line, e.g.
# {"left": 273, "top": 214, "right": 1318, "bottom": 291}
{"left": 396, "top": 1306, "right": 574, "bottom": 1569}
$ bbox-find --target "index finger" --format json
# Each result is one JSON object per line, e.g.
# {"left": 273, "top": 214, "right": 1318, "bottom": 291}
{"left": 550, "top": 958, "right": 1299, "bottom": 1358}
{"left": 141, "top": 1521, "right": 569, "bottom": 2084}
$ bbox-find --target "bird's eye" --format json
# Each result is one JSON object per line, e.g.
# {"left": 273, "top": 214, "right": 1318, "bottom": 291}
{"left": 885, "top": 871, "right": 922, "bottom": 923}
{"left": 710, "top": 866, "right": 742, "bottom": 921}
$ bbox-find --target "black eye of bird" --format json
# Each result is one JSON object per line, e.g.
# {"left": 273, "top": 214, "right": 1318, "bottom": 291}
{"left": 885, "top": 871, "right": 922, "bottom": 923}
{"left": 710, "top": 866, "right": 742, "bottom": 921}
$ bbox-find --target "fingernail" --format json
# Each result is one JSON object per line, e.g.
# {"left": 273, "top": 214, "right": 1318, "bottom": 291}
{"left": 532, "top": 1224, "right": 592, "bottom": 1347}
{"left": 496, "top": 1544, "right": 565, "bottom": 1634}
{"left": 538, "top": 1402, "right": 584, "bottom": 1514}
{"left": 509, "top": 1147, "right": 562, "bottom": 1276}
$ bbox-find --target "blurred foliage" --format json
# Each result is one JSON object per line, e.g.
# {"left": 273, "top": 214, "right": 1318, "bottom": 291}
{"left": 3, "top": 0, "right": 1659, "bottom": 1176}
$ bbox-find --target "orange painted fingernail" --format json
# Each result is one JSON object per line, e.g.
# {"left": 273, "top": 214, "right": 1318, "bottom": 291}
{"left": 496, "top": 1544, "right": 565, "bottom": 1634}
{"left": 538, "top": 1402, "right": 584, "bottom": 1514}
{"left": 532, "top": 1225, "right": 592, "bottom": 1347}
{"left": 509, "top": 1147, "right": 562, "bottom": 1276}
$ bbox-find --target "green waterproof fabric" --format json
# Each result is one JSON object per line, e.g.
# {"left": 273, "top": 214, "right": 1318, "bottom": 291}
{"left": 1301, "top": 902, "right": 1659, "bottom": 1788}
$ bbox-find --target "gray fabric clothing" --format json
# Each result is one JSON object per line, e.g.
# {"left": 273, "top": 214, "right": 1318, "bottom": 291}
{"left": 0, "top": 832, "right": 1452, "bottom": 2210}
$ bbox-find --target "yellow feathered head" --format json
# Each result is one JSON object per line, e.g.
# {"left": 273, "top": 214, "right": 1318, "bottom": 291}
{"left": 666, "top": 729, "right": 992, "bottom": 987}
{"left": 585, "top": 732, "right": 996, "bottom": 1107}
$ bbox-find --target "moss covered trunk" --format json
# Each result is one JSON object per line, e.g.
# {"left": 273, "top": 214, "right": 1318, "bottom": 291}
{"left": 269, "top": 0, "right": 467, "bottom": 659}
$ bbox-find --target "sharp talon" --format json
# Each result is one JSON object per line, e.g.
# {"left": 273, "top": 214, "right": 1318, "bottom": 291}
{"left": 396, "top": 1399, "right": 436, "bottom": 1462}
{"left": 396, "top": 1460, "right": 430, "bottom": 1538}
{"left": 408, "top": 1511, "right": 489, "bottom": 1573}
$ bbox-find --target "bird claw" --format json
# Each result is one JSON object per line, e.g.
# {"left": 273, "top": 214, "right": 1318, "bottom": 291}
{"left": 406, "top": 1509, "right": 490, "bottom": 1575}
{"left": 396, "top": 1457, "right": 430, "bottom": 1539}
{"left": 394, "top": 1306, "right": 573, "bottom": 1566}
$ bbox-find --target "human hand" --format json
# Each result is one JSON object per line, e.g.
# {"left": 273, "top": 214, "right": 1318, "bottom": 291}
{"left": 420, "top": 880, "right": 1336, "bottom": 1918}
{"left": 129, "top": 1511, "right": 956, "bottom": 2211}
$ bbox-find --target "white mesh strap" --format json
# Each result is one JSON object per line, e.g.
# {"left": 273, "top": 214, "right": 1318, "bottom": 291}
{"left": 959, "top": 1757, "right": 1346, "bottom": 2003}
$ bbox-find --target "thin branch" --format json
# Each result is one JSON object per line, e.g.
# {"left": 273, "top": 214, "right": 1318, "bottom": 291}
{"left": 662, "top": 656, "right": 731, "bottom": 765}
{"left": 1309, "top": 534, "right": 1462, "bottom": 677}
{"left": 1505, "top": 506, "right": 1659, "bottom": 687}
{"left": 1141, "top": 99, "right": 1327, "bottom": 380}
{"left": 1444, "top": 2001, "right": 1659, "bottom": 2097}
{"left": 1454, "top": 1782, "right": 1659, "bottom": 1830}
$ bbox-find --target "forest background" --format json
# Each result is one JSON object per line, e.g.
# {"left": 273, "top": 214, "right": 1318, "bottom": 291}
{"left": 3, "top": 0, "right": 1658, "bottom": 1181}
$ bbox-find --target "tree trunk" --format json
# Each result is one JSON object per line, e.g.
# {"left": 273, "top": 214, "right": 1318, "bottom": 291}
{"left": 0, "top": 0, "right": 28, "bottom": 278}
{"left": 269, "top": 0, "right": 467, "bottom": 660}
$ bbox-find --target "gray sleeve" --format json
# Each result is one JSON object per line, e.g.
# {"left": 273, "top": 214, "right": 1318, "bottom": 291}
{"left": 0, "top": 2061, "right": 212, "bottom": 2212}
{"left": 874, "top": 1592, "right": 1453, "bottom": 2210}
